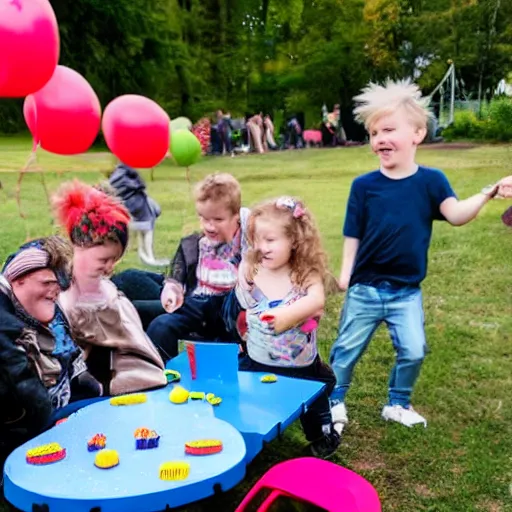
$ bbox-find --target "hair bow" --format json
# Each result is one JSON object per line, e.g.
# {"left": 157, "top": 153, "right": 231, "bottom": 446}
{"left": 276, "top": 196, "right": 305, "bottom": 219}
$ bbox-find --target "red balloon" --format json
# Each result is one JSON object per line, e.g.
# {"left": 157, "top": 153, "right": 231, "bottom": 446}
{"left": 32, "top": 65, "right": 101, "bottom": 155}
{"left": 102, "top": 95, "right": 170, "bottom": 168}
{"left": 0, "top": 0, "right": 60, "bottom": 97}
{"left": 23, "top": 95, "right": 38, "bottom": 144}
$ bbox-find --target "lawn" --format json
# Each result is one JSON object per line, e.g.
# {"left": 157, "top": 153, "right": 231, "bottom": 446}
{"left": 1, "top": 137, "right": 511, "bottom": 512}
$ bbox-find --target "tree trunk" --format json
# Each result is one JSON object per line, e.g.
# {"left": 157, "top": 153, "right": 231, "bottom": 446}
{"left": 478, "top": 0, "right": 501, "bottom": 116}
{"left": 175, "top": 64, "right": 191, "bottom": 116}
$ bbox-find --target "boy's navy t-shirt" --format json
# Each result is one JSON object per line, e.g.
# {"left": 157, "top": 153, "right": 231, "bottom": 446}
{"left": 343, "top": 166, "right": 456, "bottom": 287}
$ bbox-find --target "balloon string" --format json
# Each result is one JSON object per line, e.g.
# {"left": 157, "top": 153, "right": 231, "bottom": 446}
{"left": 15, "top": 150, "right": 38, "bottom": 220}
{"left": 16, "top": 146, "right": 51, "bottom": 240}
{"left": 31, "top": 137, "right": 38, "bottom": 153}
{"left": 0, "top": 179, "right": 8, "bottom": 204}
{"left": 179, "top": 166, "right": 194, "bottom": 238}
{"left": 39, "top": 170, "right": 52, "bottom": 220}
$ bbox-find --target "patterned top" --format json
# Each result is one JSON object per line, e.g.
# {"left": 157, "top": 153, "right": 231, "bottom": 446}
{"left": 193, "top": 207, "right": 249, "bottom": 296}
{"left": 48, "top": 308, "right": 87, "bottom": 409}
{"left": 235, "top": 284, "right": 318, "bottom": 368}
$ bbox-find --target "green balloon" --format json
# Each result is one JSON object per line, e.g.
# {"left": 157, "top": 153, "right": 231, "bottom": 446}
{"left": 170, "top": 117, "right": 192, "bottom": 133}
{"left": 171, "top": 129, "right": 201, "bottom": 167}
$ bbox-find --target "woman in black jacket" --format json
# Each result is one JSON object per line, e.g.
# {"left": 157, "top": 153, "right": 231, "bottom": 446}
{"left": 0, "top": 237, "right": 101, "bottom": 467}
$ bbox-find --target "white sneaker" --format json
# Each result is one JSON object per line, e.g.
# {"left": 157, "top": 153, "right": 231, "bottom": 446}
{"left": 381, "top": 405, "right": 427, "bottom": 428}
{"left": 331, "top": 402, "right": 348, "bottom": 434}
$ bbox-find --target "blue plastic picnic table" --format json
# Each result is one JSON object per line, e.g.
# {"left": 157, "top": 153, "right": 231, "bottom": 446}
{"left": 4, "top": 343, "right": 325, "bottom": 512}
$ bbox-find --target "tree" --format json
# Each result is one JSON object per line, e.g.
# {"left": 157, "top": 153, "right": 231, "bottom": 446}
{"left": 1, "top": 0, "right": 511, "bottom": 134}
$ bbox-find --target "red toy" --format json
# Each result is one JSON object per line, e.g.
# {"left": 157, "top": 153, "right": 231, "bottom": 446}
{"left": 185, "top": 440, "right": 223, "bottom": 456}
{"left": 26, "top": 443, "right": 66, "bottom": 465}
{"left": 186, "top": 342, "right": 197, "bottom": 380}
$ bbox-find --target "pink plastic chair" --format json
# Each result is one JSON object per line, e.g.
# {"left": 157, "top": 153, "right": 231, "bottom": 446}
{"left": 303, "top": 129, "right": 322, "bottom": 145}
{"left": 235, "top": 457, "right": 381, "bottom": 512}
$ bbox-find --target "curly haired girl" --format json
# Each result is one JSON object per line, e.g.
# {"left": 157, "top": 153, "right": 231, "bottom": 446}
{"left": 226, "top": 196, "right": 340, "bottom": 458}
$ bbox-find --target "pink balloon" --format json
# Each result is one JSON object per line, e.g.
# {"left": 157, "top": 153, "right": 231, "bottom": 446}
{"left": 102, "top": 95, "right": 170, "bottom": 168}
{"left": 23, "top": 95, "right": 38, "bottom": 141}
{"left": 32, "top": 65, "right": 101, "bottom": 155}
{"left": 0, "top": 0, "right": 60, "bottom": 97}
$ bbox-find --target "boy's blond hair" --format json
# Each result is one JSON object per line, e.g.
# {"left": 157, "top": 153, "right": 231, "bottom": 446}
{"left": 194, "top": 173, "right": 241, "bottom": 214}
{"left": 353, "top": 79, "right": 432, "bottom": 131}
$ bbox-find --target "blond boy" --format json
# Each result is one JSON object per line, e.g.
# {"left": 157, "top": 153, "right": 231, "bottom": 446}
{"left": 329, "top": 80, "right": 506, "bottom": 431}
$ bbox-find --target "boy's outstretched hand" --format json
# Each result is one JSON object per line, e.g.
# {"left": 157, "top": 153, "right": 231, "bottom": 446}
{"left": 497, "top": 175, "right": 512, "bottom": 198}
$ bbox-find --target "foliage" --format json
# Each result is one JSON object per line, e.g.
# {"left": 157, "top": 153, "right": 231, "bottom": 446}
{"left": 0, "top": 0, "right": 511, "bottom": 137}
{"left": 484, "top": 97, "right": 512, "bottom": 141}
{"left": 443, "top": 97, "right": 512, "bottom": 141}
{"left": 443, "top": 110, "right": 485, "bottom": 140}
{"left": 0, "top": 99, "right": 24, "bottom": 134}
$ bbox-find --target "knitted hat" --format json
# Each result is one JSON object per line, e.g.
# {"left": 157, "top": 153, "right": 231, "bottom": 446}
{"left": 53, "top": 180, "right": 130, "bottom": 252}
{"left": 2, "top": 236, "right": 72, "bottom": 289}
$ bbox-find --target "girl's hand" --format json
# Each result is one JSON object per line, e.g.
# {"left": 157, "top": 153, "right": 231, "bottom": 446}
{"left": 161, "top": 281, "right": 184, "bottom": 313}
{"left": 259, "top": 311, "right": 275, "bottom": 330}
{"left": 259, "top": 309, "right": 321, "bottom": 334}
{"left": 259, "top": 308, "right": 289, "bottom": 333}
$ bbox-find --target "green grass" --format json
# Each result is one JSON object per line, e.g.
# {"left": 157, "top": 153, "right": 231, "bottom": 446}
{"left": 1, "top": 137, "right": 511, "bottom": 511}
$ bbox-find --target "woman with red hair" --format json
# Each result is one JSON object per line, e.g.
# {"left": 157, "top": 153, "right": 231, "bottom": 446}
{"left": 53, "top": 181, "right": 167, "bottom": 396}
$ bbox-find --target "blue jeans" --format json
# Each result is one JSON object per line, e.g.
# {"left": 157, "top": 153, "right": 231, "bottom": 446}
{"left": 329, "top": 282, "right": 427, "bottom": 407}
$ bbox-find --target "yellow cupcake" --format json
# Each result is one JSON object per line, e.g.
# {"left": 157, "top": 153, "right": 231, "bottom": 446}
{"left": 94, "top": 449, "right": 120, "bottom": 469}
